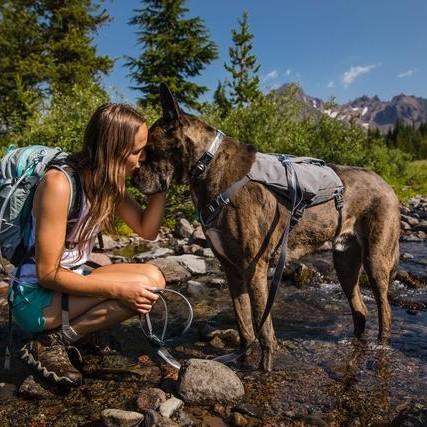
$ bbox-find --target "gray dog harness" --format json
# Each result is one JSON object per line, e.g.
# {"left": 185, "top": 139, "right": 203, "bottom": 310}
{"left": 192, "top": 129, "right": 344, "bottom": 363}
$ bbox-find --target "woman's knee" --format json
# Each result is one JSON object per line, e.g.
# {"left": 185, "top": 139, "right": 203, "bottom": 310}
{"left": 143, "top": 263, "right": 166, "bottom": 289}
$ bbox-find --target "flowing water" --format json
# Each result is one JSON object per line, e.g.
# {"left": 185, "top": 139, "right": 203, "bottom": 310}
{"left": 0, "top": 242, "right": 425, "bottom": 426}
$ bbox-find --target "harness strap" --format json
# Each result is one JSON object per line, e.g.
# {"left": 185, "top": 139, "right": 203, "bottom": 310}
{"left": 200, "top": 176, "right": 250, "bottom": 226}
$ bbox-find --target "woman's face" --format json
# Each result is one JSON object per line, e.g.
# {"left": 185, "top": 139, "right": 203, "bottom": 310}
{"left": 125, "top": 123, "right": 148, "bottom": 177}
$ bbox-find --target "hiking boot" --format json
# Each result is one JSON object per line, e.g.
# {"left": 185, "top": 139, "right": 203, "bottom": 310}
{"left": 20, "top": 331, "right": 82, "bottom": 386}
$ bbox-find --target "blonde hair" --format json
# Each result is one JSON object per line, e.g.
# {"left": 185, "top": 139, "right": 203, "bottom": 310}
{"left": 70, "top": 103, "right": 146, "bottom": 251}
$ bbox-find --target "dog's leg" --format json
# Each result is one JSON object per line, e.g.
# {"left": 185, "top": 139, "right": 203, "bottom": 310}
{"left": 333, "top": 233, "right": 367, "bottom": 338}
{"left": 222, "top": 263, "right": 255, "bottom": 369}
{"left": 246, "top": 260, "right": 277, "bottom": 372}
{"left": 361, "top": 226, "right": 398, "bottom": 343}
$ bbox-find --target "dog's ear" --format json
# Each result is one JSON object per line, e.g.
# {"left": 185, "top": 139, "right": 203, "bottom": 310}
{"left": 159, "top": 83, "right": 181, "bottom": 122}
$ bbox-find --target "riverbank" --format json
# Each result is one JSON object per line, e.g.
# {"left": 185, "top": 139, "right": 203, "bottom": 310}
{"left": 0, "top": 197, "right": 425, "bottom": 426}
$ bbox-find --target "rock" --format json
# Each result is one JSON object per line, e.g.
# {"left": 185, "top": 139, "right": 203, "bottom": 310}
{"left": 178, "top": 359, "right": 245, "bottom": 405}
{"left": 0, "top": 280, "right": 9, "bottom": 289}
{"left": 0, "top": 382, "right": 16, "bottom": 400}
{"left": 401, "top": 214, "right": 420, "bottom": 226}
{"left": 395, "top": 271, "right": 426, "bottom": 289}
{"left": 89, "top": 252, "right": 112, "bottom": 267}
{"left": 174, "top": 410, "right": 197, "bottom": 426}
{"left": 414, "top": 220, "right": 427, "bottom": 232}
{"left": 101, "top": 409, "right": 144, "bottom": 427}
{"left": 203, "top": 248, "right": 215, "bottom": 258}
{"left": 159, "top": 396, "right": 184, "bottom": 418}
{"left": 186, "top": 280, "right": 205, "bottom": 298}
{"left": 391, "top": 403, "right": 427, "bottom": 426}
{"left": 209, "top": 278, "right": 226, "bottom": 287}
{"left": 415, "top": 230, "right": 426, "bottom": 240}
{"left": 191, "top": 226, "right": 207, "bottom": 247}
{"left": 18, "top": 376, "right": 53, "bottom": 400}
{"left": 400, "top": 252, "right": 414, "bottom": 260}
{"left": 133, "top": 248, "right": 175, "bottom": 262}
{"left": 209, "top": 335, "right": 225, "bottom": 349}
{"left": 136, "top": 387, "right": 167, "bottom": 412}
{"left": 200, "top": 415, "right": 227, "bottom": 427}
{"left": 168, "top": 255, "right": 207, "bottom": 275}
{"left": 144, "top": 410, "right": 178, "bottom": 427}
{"left": 190, "top": 244, "right": 204, "bottom": 255}
{"left": 175, "top": 218, "right": 194, "bottom": 239}
{"left": 232, "top": 412, "right": 248, "bottom": 426}
{"left": 109, "top": 255, "right": 129, "bottom": 263}
{"left": 147, "top": 258, "right": 192, "bottom": 284}
{"left": 208, "top": 329, "right": 240, "bottom": 347}
{"left": 401, "top": 221, "right": 412, "bottom": 231}
{"left": 400, "top": 206, "right": 411, "bottom": 215}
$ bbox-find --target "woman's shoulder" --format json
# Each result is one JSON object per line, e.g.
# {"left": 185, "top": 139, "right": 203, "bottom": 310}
{"left": 36, "top": 169, "right": 71, "bottom": 202}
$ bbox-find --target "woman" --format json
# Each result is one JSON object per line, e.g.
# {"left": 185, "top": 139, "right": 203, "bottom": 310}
{"left": 9, "top": 103, "right": 166, "bottom": 386}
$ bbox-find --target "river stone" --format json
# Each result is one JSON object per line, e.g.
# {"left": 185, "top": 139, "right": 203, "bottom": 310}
{"left": 191, "top": 226, "right": 207, "bottom": 247}
{"left": 186, "top": 280, "right": 205, "bottom": 298}
{"left": 18, "top": 376, "right": 53, "bottom": 399}
{"left": 133, "top": 247, "right": 174, "bottom": 262}
{"left": 144, "top": 410, "right": 178, "bottom": 427}
{"left": 414, "top": 220, "right": 427, "bottom": 232}
{"left": 147, "top": 258, "right": 192, "bottom": 284}
{"left": 232, "top": 412, "right": 248, "bottom": 426}
{"left": 136, "top": 387, "right": 167, "bottom": 412}
{"left": 159, "top": 396, "right": 184, "bottom": 418}
{"left": 178, "top": 359, "right": 245, "bottom": 404}
{"left": 168, "top": 255, "right": 207, "bottom": 275}
{"left": 101, "top": 408, "right": 144, "bottom": 427}
{"left": 175, "top": 218, "right": 194, "bottom": 238}
{"left": 401, "top": 214, "right": 419, "bottom": 226}
{"left": 401, "top": 221, "right": 412, "bottom": 231}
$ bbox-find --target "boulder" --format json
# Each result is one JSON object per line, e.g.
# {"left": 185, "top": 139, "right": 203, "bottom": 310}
{"left": 178, "top": 359, "right": 244, "bottom": 405}
{"left": 101, "top": 409, "right": 144, "bottom": 427}
{"left": 147, "top": 258, "right": 192, "bottom": 284}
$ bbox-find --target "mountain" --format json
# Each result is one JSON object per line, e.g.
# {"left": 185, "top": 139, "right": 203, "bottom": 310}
{"left": 275, "top": 84, "right": 427, "bottom": 133}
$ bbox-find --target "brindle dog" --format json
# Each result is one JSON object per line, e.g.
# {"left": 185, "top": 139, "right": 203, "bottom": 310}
{"left": 134, "top": 84, "right": 400, "bottom": 371}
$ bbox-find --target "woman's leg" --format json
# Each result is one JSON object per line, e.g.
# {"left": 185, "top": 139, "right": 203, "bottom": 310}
{"left": 43, "top": 263, "right": 166, "bottom": 335}
{"left": 22, "top": 263, "right": 165, "bottom": 386}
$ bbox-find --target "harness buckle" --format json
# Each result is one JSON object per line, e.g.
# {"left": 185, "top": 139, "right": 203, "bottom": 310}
{"left": 209, "top": 193, "right": 230, "bottom": 213}
{"left": 334, "top": 191, "right": 344, "bottom": 210}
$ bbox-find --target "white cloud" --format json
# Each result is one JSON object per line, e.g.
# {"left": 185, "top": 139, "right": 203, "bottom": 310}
{"left": 397, "top": 69, "right": 417, "bottom": 78}
{"left": 284, "top": 68, "right": 292, "bottom": 76}
{"left": 327, "top": 81, "right": 334, "bottom": 88}
{"left": 262, "top": 70, "right": 278, "bottom": 83}
{"left": 341, "top": 64, "right": 377, "bottom": 87}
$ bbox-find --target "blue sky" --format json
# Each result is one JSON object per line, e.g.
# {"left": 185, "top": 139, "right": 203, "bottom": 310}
{"left": 95, "top": 0, "right": 427, "bottom": 105}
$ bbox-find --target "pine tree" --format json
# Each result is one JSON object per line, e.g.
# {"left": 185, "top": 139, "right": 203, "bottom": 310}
{"left": 213, "top": 81, "right": 232, "bottom": 118}
{"left": 224, "top": 11, "right": 261, "bottom": 107}
{"left": 38, "top": 0, "right": 113, "bottom": 93}
{"left": 126, "top": 0, "right": 218, "bottom": 110}
{"left": 0, "top": 0, "right": 112, "bottom": 135}
{"left": 0, "top": 0, "right": 46, "bottom": 133}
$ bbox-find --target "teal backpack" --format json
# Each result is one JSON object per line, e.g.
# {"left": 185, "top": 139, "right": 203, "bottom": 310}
{"left": 0, "top": 145, "right": 82, "bottom": 269}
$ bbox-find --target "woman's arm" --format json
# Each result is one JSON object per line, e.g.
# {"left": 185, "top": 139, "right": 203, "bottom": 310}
{"left": 33, "top": 170, "right": 157, "bottom": 309}
{"left": 117, "top": 191, "right": 166, "bottom": 240}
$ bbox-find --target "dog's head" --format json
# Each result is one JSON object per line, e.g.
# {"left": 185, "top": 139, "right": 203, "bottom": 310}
{"left": 132, "top": 83, "right": 217, "bottom": 194}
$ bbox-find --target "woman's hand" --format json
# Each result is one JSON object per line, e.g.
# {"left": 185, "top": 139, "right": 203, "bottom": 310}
{"left": 119, "top": 281, "right": 160, "bottom": 314}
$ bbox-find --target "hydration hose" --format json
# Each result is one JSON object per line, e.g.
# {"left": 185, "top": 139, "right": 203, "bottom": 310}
{"left": 139, "top": 288, "right": 193, "bottom": 370}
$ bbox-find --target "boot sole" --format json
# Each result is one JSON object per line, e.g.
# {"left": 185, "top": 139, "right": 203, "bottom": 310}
{"left": 20, "top": 345, "right": 81, "bottom": 386}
